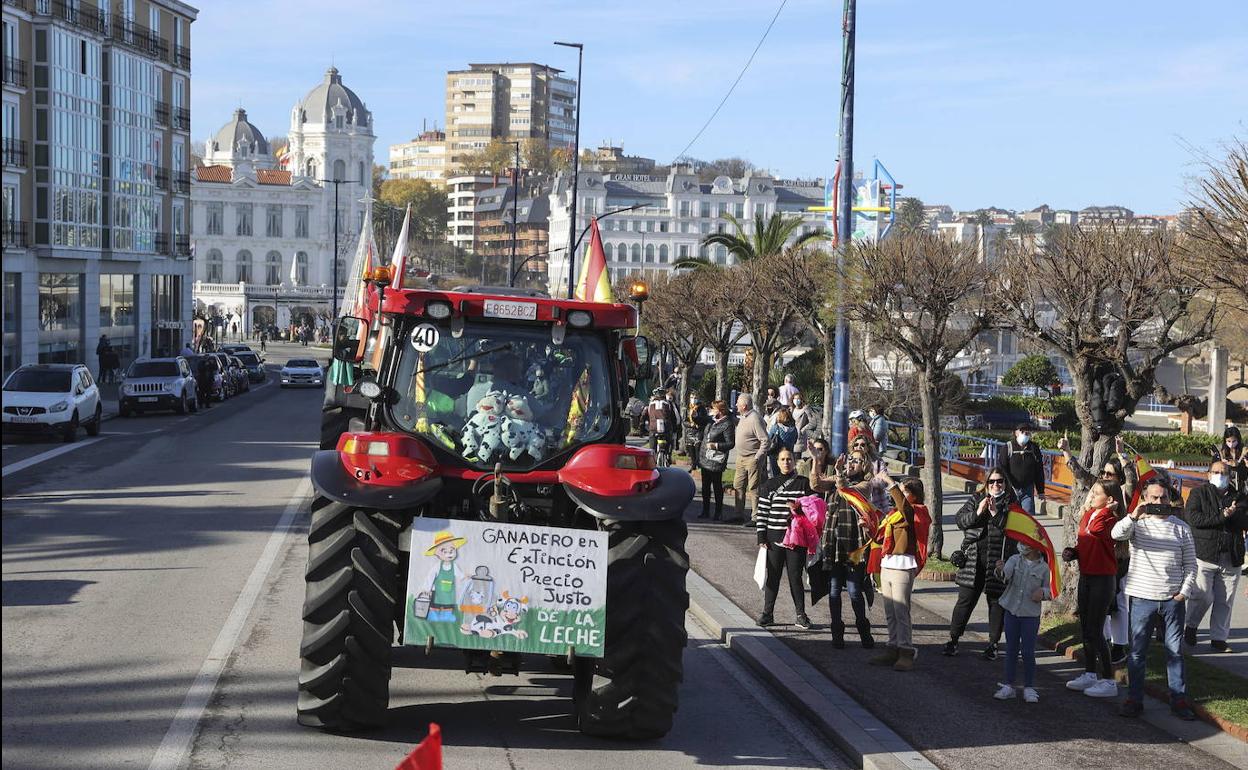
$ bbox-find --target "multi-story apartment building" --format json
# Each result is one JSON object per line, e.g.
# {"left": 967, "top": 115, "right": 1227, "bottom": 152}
{"left": 191, "top": 68, "right": 375, "bottom": 337}
{"left": 443, "top": 62, "right": 576, "bottom": 175}
{"left": 2, "top": 0, "right": 197, "bottom": 379}
{"left": 474, "top": 186, "right": 550, "bottom": 286}
{"left": 445, "top": 174, "right": 494, "bottom": 253}
{"left": 389, "top": 129, "right": 447, "bottom": 185}
{"left": 546, "top": 166, "right": 827, "bottom": 291}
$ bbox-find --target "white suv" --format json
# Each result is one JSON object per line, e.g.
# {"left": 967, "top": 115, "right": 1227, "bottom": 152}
{"left": 2, "top": 364, "right": 103, "bottom": 442}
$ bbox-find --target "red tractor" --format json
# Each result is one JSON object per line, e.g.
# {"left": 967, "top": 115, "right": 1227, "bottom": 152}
{"left": 298, "top": 272, "right": 694, "bottom": 739}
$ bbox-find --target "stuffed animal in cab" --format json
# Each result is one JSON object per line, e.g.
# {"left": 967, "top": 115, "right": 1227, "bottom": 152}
{"left": 501, "top": 395, "right": 547, "bottom": 461}
{"left": 461, "top": 390, "right": 506, "bottom": 462}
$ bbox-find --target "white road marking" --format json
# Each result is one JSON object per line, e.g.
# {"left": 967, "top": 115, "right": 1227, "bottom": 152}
{"left": 147, "top": 478, "right": 312, "bottom": 770}
{"left": 690, "top": 618, "right": 847, "bottom": 768}
{"left": 1, "top": 438, "right": 106, "bottom": 478}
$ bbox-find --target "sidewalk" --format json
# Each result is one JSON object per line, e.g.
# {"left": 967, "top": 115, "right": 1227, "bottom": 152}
{"left": 682, "top": 479, "right": 1248, "bottom": 770}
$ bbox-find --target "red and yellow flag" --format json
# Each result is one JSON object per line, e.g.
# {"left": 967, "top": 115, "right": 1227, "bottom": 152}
{"left": 1004, "top": 503, "right": 1061, "bottom": 598}
{"left": 1128, "top": 454, "right": 1158, "bottom": 512}
{"left": 838, "top": 488, "right": 883, "bottom": 568}
{"left": 574, "top": 218, "right": 613, "bottom": 303}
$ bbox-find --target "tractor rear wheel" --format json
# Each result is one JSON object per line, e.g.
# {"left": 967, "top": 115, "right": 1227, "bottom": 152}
{"left": 576, "top": 518, "right": 689, "bottom": 740}
{"left": 296, "top": 496, "right": 403, "bottom": 730}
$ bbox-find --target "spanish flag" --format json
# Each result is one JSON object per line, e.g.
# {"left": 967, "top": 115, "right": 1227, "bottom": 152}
{"left": 838, "top": 488, "right": 883, "bottom": 567}
{"left": 1004, "top": 504, "right": 1060, "bottom": 598}
{"left": 1128, "top": 455, "right": 1158, "bottom": 512}
{"left": 574, "top": 218, "right": 612, "bottom": 303}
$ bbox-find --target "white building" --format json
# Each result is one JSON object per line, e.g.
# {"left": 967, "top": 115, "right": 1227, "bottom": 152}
{"left": 389, "top": 129, "right": 447, "bottom": 185}
{"left": 546, "top": 166, "right": 828, "bottom": 289}
{"left": 191, "top": 68, "right": 374, "bottom": 336}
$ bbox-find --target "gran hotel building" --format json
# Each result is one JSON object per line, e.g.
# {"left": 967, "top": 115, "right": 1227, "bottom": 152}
{"left": 2, "top": 0, "right": 197, "bottom": 379}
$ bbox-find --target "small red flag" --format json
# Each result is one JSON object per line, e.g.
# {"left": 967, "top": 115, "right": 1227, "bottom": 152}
{"left": 395, "top": 723, "right": 442, "bottom": 770}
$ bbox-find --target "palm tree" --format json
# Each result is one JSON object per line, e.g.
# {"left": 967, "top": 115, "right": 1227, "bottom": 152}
{"left": 677, "top": 212, "right": 829, "bottom": 401}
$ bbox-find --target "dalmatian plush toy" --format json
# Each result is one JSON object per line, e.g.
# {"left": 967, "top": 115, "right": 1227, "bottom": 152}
{"left": 501, "top": 395, "right": 547, "bottom": 461}
{"left": 460, "top": 391, "right": 506, "bottom": 462}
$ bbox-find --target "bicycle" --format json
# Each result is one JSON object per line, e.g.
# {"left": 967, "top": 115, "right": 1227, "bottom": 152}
{"left": 654, "top": 434, "right": 673, "bottom": 468}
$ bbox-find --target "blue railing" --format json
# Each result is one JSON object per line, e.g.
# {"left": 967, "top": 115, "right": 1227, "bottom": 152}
{"left": 883, "top": 419, "right": 1070, "bottom": 492}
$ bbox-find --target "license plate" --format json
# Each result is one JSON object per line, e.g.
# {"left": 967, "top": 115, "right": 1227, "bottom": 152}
{"left": 483, "top": 299, "right": 537, "bottom": 321}
{"left": 139, "top": 397, "right": 158, "bottom": 403}
{"left": 10, "top": 416, "right": 37, "bottom": 423}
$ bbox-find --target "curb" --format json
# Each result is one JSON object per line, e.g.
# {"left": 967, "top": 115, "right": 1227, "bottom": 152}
{"left": 1038, "top": 627, "right": 1248, "bottom": 742}
{"left": 686, "top": 570, "right": 937, "bottom": 770}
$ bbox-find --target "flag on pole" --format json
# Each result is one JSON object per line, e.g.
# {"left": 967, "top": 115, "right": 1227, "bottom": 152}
{"left": 573, "top": 217, "right": 613, "bottom": 303}
{"left": 1127, "top": 455, "right": 1158, "bottom": 512}
{"left": 1003, "top": 504, "right": 1061, "bottom": 598}
{"left": 341, "top": 206, "right": 376, "bottom": 317}
{"left": 390, "top": 203, "right": 412, "bottom": 290}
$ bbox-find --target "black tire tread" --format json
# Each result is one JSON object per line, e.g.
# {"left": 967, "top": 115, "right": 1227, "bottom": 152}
{"left": 296, "top": 496, "right": 401, "bottom": 730}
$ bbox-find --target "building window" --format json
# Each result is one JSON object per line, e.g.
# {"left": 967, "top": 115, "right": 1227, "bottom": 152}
{"left": 38, "top": 272, "right": 83, "bottom": 364}
{"left": 306, "top": 158, "right": 318, "bottom": 178}
{"left": 677, "top": 244, "right": 689, "bottom": 259}
{"left": 659, "top": 244, "right": 669, "bottom": 263}
{"left": 205, "top": 249, "right": 223, "bottom": 282}
{"left": 630, "top": 244, "right": 641, "bottom": 263}
{"left": 700, "top": 201, "right": 711, "bottom": 218}
{"left": 645, "top": 244, "right": 655, "bottom": 263}
{"left": 266, "top": 205, "right": 283, "bottom": 238}
{"left": 716, "top": 245, "right": 728, "bottom": 265}
{"left": 205, "top": 202, "right": 223, "bottom": 235}
{"left": 333, "top": 159, "right": 345, "bottom": 181}
{"left": 265, "top": 250, "right": 282, "bottom": 285}
{"left": 295, "top": 206, "right": 309, "bottom": 238}
{"left": 236, "top": 203, "right": 253, "bottom": 236}
{"left": 358, "top": 161, "right": 364, "bottom": 182}
{"left": 295, "top": 251, "right": 309, "bottom": 285}
{"left": 236, "top": 250, "right": 252, "bottom": 283}
{"left": 98, "top": 273, "right": 136, "bottom": 368}
{"left": 3, "top": 273, "right": 19, "bottom": 380}
{"left": 734, "top": 202, "right": 744, "bottom": 218}
{"left": 679, "top": 200, "right": 690, "bottom": 218}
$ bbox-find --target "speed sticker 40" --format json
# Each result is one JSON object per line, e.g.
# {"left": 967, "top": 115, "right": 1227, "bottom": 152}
{"left": 410, "top": 323, "right": 441, "bottom": 352}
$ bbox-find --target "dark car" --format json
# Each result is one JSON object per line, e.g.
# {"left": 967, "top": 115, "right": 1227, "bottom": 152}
{"left": 209, "top": 353, "right": 236, "bottom": 398}
{"left": 220, "top": 344, "right": 253, "bottom": 356}
{"left": 226, "top": 355, "right": 250, "bottom": 393}
{"left": 235, "top": 351, "right": 266, "bottom": 383}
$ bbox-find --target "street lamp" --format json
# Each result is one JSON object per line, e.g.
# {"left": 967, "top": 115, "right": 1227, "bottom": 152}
{"left": 628, "top": 278, "right": 649, "bottom": 334}
{"left": 554, "top": 40, "right": 583, "bottom": 299}
{"left": 318, "top": 176, "right": 363, "bottom": 317}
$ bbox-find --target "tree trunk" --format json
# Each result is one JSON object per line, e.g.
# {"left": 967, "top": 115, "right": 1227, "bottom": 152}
{"left": 821, "top": 329, "right": 835, "bottom": 439}
{"left": 714, "top": 350, "right": 730, "bottom": 403}
{"left": 917, "top": 368, "right": 945, "bottom": 558}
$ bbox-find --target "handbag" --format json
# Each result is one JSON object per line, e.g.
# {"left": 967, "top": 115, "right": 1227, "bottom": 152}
{"left": 703, "top": 445, "right": 728, "bottom": 465}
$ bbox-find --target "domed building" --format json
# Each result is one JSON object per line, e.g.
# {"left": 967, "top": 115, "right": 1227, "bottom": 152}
{"left": 190, "top": 68, "right": 376, "bottom": 342}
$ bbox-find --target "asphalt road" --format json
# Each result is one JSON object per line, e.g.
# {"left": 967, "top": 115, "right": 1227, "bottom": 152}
{"left": 2, "top": 349, "right": 848, "bottom": 770}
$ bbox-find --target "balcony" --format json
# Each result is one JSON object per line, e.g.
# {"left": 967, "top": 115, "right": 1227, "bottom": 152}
{"left": 109, "top": 18, "right": 166, "bottom": 60}
{"left": 3, "top": 57, "right": 29, "bottom": 88}
{"left": 2, "top": 221, "right": 29, "bottom": 249}
{"left": 155, "top": 101, "right": 170, "bottom": 126}
{"left": 174, "top": 234, "right": 191, "bottom": 257}
{"left": 173, "top": 170, "right": 190, "bottom": 194}
{"left": 173, "top": 107, "right": 190, "bottom": 131}
{"left": 173, "top": 45, "right": 190, "bottom": 70}
{"left": 41, "top": 1, "right": 107, "bottom": 35}
{"left": 2, "top": 138, "right": 28, "bottom": 168}
{"left": 155, "top": 233, "right": 171, "bottom": 255}
{"left": 155, "top": 166, "right": 170, "bottom": 190}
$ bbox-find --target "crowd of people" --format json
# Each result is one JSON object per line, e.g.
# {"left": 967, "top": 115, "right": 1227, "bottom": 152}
{"left": 666, "top": 376, "right": 1248, "bottom": 719}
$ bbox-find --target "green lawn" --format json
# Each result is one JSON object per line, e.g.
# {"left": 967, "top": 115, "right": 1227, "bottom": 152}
{"left": 922, "top": 556, "right": 957, "bottom": 575}
{"left": 1038, "top": 613, "right": 1248, "bottom": 728}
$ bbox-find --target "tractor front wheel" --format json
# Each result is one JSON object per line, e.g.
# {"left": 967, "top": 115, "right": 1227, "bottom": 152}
{"left": 296, "top": 496, "right": 403, "bottom": 730}
{"left": 576, "top": 518, "right": 689, "bottom": 740}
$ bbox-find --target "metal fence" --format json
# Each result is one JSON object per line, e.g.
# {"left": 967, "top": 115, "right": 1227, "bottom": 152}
{"left": 884, "top": 419, "right": 1070, "bottom": 493}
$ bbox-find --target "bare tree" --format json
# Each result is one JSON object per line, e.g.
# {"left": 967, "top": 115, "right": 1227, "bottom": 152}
{"left": 734, "top": 254, "right": 807, "bottom": 404}
{"left": 769, "top": 246, "right": 837, "bottom": 437}
{"left": 1184, "top": 138, "right": 1248, "bottom": 311}
{"left": 642, "top": 273, "right": 706, "bottom": 412}
{"left": 998, "top": 226, "right": 1218, "bottom": 609}
{"left": 839, "top": 232, "right": 998, "bottom": 558}
{"left": 681, "top": 271, "right": 747, "bottom": 402}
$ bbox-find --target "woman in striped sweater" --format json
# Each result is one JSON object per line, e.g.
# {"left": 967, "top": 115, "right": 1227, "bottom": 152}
{"left": 756, "top": 449, "right": 814, "bottom": 629}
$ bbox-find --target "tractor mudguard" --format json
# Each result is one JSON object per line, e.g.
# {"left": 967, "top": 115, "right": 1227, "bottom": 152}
{"left": 309, "top": 449, "right": 443, "bottom": 510}
{"left": 562, "top": 467, "right": 695, "bottom": 522}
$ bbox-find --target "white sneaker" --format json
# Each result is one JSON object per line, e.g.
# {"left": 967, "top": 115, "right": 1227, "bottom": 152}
{"left": 993, "top": 683, "right": 1016, "bottom": 700}
{"left": 1084, "top": 679, "right": 1118, "bottom": 698}
{"left": 1066, "top": 672, "right": 1098, "bottom": 691}
{"left": 1023, "top": 687, "right": 1040, "bottom": 703}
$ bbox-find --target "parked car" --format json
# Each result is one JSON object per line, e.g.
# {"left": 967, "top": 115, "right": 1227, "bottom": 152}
{"left": 2, "top": 364, "right": 102, "bottom": 442}
{"left": 184, "top": 354, "right": 228, "bottom": 402}
{"left": 280, "top": 358, "right": 324, "bottom": 388}
{"left": 210, "top": 353, "right": 237, "bottom": 398}
{"left": 119, "top": 357, "right": 199, "bottom": 416}
{"left": 220, "top": 344, "right": 253, "bottom": 356}
{"left": 226, "top": 355, "right": 250, "bottom": 393}
{"left": 235, "top": 351, "right": 266, "bottom": 383}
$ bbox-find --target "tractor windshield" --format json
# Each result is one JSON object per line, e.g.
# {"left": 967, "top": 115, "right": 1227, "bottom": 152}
{"left": 391, "top": 323, "right": 615, "bottom": 469}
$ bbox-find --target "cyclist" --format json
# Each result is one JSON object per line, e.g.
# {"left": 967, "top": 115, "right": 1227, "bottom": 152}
{"left": 647, "top": 387, "right": 678, "bottom": 467}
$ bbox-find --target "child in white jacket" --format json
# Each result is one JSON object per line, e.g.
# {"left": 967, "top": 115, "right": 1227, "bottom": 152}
{"left": 992, "top": 543, "right": 1052, "bottom": 703}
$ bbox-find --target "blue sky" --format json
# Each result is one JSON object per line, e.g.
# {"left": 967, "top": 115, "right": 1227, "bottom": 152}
{"left": 192, "top": 0, "right": 1247, "bottom": 213}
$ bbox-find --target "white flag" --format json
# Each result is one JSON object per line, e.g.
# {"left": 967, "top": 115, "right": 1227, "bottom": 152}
{"left": 389, "top": 203, "right": 411, "bottom": 290}
{"left": 341, "top": 206, "right": 376, "bottom": 317}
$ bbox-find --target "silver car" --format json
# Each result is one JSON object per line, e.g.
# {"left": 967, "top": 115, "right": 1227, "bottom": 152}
{"left": 120, "top": 357, "right": 199, "bottom": 416}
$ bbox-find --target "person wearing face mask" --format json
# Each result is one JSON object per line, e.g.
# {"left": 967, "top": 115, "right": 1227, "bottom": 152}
{"left": 1215, "top": 426, "right": 1248, "bottom": 493}
{"left": 821, "top": 451, "right": 891, "bottom": 648}
{"left": 683, "top": 394, "right": 710, "bottom": 474}
{"left": 992, "top": 542, "right": 1051, "bottom": 703}
{"left": 868, "top": 404, "right": 888, "bottom": 449}
{"left": 943, "top": 468, "right": 1019, "bottom": 659}
{"left": 1003, "top": 424, "right": 1046, "bottom": 516}
{"left": 1062, "top": 480, "right": 1124, "bottom": 699}
{"left": 698, "top": 400, "right": 735, "bottom": 520}
{"left": 790, "top": 393, "right": 814, "bottom": 463}
{"left": 1181, "top": 460, "right": 1248, "bottom": 652}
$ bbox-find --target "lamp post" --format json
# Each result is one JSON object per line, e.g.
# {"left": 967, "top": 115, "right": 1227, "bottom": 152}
{"left": 318, "top": 176, "right": 362, "bottom": 317}
{"left": 831, "top": 0, "right": 856, "bottom": 456}
{"left": 554, "top": 41, "right": 583, "bottom": 299}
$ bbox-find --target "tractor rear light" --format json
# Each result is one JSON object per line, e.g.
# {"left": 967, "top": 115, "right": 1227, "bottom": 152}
{"left": 615, "top": 453, "right": 656, "bottom": 471}
{"left": 425, "top": 300, "right": 452, "bottom": 319}
{"left": 366, "top": 442, "right": 390, "bottom": 456}
{"left": 567, "top": 310, "right": 593, "bottom": 328}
